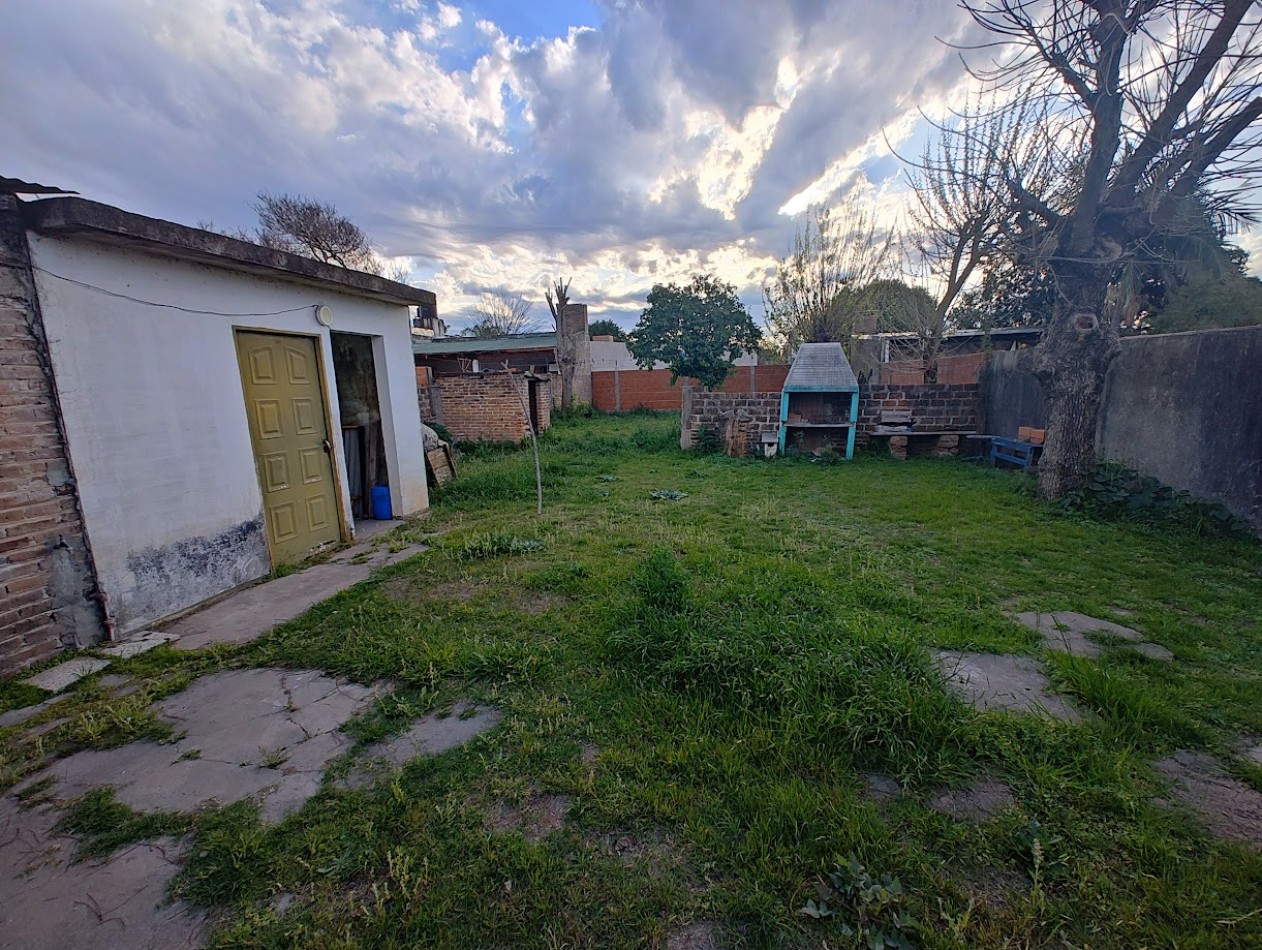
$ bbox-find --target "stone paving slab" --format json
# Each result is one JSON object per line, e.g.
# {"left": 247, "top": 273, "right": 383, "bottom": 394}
{"left": 934, "top": 650, "right": 1081, "bottom": 722}
{"left": 100, "top": 630, "right": 180, "bottom": 659}
{"left": 0, "top": 693, "right": 69, "bottom": 728}
{"left": 931, "top": 777, "right": 1016, "bottom": 822}
{"left": 340, "top": 701, "right": 501, "bottom": 790}
{"left": 1154, "top": 750, "right": 1262, "bottom": 846}
{"left": 24, "top": 658, "right": 111, "bottom": 693}
{"left": 168, "top": 544, "right": 426, "bottom": 651}
{"left": 27, "top": 669, "right": 388, "bottom": 824}
{"left": 1014, "top": 610, "right": 1172, "bottom": 661}
{"left": 0, "top": 798, "right": 204, "bottom": 950}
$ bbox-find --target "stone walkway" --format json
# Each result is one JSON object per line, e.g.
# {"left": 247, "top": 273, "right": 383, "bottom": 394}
{"left": 0, "top": 528, "right": 453, "bottom": 950}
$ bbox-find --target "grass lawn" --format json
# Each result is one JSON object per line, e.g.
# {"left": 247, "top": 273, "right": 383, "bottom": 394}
{"left": 4, "top": 411, "right": 1262, "bottom": 948}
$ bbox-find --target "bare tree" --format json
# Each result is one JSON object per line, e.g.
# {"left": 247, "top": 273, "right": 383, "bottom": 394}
{"left": 764, "top": 199, "right": 897, "bottom": 352}
{"left": 463, "top": 288, "right": 539, "bottom": 337}
{"left": 253, "top": 192, "right": 381, "bottom": 273}
{"left": 902, "top": 98, "right": 1048, "bottom": 380}
{"left": 545, "top": 277, "right": 577, "bottom": 411}
{"left": 955, "top": 0, "right": 1262, "bottom": 498}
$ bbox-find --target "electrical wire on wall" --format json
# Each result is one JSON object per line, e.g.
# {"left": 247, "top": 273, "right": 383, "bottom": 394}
{"left": 24, "top": 262, "right": 319, "bottom": 317}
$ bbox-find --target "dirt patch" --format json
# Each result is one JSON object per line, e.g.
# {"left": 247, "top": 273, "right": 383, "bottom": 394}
{"left": 591, "top": 826, "right": 689, "bottom": 877}
{"left": 666, "top": 921, "right": 725, "bottom": 949}
{"left": 934, "top": 651, "right": 1080, "bottom": 722}
{"left": 383, "top": 577, "right": 489, "bottom": 605}
{"left": 931, "top": 777, "right": 1016, "bottom": 822}
{"left": 511, "top": 590, "right": 570, "bottom": 616}
{"left": 861, "top": 772, "right": 900, "bottom": 803}
{"left": 487, "top": 792, "right": 572, "bottom": 842}
{"left": 1154, "top": 751, "right": 1262, "bottom": 846}
{"left": 580, "top": 744, "right": 600, "bottom": 765}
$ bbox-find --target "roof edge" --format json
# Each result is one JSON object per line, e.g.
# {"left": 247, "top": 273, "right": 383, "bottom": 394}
{"left": 22, "top": 197, "right": 436, "bottom": 308}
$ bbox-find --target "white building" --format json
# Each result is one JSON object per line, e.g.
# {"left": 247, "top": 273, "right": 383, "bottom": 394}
{"left": 16, "top": 196, "right": 433, "bottom": 638}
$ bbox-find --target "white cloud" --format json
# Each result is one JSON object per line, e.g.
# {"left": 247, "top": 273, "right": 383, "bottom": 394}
{"left": 15, "top": 0, "right": 1246, "bottom": 337}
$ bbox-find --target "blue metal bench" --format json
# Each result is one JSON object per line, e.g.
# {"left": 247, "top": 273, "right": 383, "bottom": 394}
{"left": 990, "top": 436, "right": 1042, "bottom": 472}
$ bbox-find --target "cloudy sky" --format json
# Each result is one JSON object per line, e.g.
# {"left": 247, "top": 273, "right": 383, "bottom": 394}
{"left": 3, "top": 0, "right": 1258, "bottom": 332}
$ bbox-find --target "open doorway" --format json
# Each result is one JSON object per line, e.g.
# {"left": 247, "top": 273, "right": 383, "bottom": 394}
{"left": 331, "top": 332, "right": 390, "bottom": 524}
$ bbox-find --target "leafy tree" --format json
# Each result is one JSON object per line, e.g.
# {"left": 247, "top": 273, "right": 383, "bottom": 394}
{"left": 951, "top": 0, "right": 1262, "bottom": 498}
{"left": 462, "top": 288, "right": 539, "bottom": 337}
{"left": 764, "top": 200, "right": 895, "bottom": 350}
{"left": 587, "top": 319, "right": 627, "bottom": 340}
{"left": 629, "top": 274, "right": 761, "bottom": 390}
{"left": 954, "top": 260, "right": 1057, "bottom": 330}
{"left": 1142, "top": 262, "right": 1262, "bottom": 334}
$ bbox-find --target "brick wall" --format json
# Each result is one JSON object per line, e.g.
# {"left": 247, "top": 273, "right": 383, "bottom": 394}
{"left": 420, "top": 373, "right": 551, "bottom": 444}
{"left": 592, "top": 364, "right": 790, "bottom": 411}
{"left": 879, "top": 351, "right": 986, "bottom": 385}
{"left": 1, "top": 197, "right": 105, "bottom": 675}
{"left": 857, "top": 384, "right": 980, "bottom": 434}
{"left": 681, "top": 392, "right": 781, "bottom": 455}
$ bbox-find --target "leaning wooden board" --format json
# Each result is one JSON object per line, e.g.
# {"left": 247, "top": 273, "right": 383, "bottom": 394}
{"left": 426, "top": 446, "right": 456, "bottom": 486}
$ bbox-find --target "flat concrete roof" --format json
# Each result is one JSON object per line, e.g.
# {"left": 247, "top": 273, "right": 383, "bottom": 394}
{"left": 413, "top": 332, "right": 558, "bottom": 356}
{"left": 22, "top": 197, "right": 437, "bottom": 308}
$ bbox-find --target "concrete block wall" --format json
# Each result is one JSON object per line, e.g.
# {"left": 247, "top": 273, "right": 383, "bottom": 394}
{"left": 857, "top": 384, "right": 980, "bottom": 434}
{"left": 425, "top": 374, "right": 551, "bottom": 444}
{"left": 682, "top": 392, "right": 781, "bottom": 453}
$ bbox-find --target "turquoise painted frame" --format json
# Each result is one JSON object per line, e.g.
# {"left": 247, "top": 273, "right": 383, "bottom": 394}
{"left": 777, "top": 387, "right": 859, "bottom": 459}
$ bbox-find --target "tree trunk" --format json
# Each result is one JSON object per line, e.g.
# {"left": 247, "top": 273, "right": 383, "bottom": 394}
{"left": 1032, "top": 277, "right": 1120, "bottom": 499}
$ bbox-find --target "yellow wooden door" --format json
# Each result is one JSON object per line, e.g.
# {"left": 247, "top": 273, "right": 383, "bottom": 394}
{"left": 235, "top": 331, "right": 341, "bottom": 564}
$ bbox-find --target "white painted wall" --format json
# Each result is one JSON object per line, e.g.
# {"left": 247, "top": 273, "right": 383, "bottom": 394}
{"left": 29, "top": 234, "right": 429, "bottom": 634}
{"left": 589, "top": 340, "right": 759, "bottom": 372}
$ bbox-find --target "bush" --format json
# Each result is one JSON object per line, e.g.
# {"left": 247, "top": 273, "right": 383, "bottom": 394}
{"left": 1062, "top": 463, "right": 1251, "bottom": 538}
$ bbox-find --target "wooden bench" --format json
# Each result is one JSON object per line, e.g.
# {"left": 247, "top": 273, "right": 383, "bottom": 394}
{"left": 989, "top": 436, "right": 1042, "bottom": 472}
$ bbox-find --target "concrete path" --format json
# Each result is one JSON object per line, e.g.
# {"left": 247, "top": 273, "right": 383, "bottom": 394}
{"left": 169, "top": 539, "right": 425, "bottom": 651}
{"left": 0, "top": 797, "right": 204, "bottom": 950}
{"left": 26, "top": 669, "right": 388, "bottom": 824}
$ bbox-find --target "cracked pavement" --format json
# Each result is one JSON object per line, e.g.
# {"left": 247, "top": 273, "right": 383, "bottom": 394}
{"left": 26, "top": 669, "right": 389, "bottom": 824}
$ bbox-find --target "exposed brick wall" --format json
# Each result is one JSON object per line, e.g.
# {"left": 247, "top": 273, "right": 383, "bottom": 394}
{"left": 880, "top": 351, "right": 986, "bottom": 385}
{"left": 1, "top": 198, "right": 106, "bottom": 675}
{"left": 592, "top": 364, "right": 789, "bottom": 411}
{"left": 681, "top": 392, "right": 781, "bottom": 455}
{"left": 857, "top": 384, "right": 980, "bottom": 434}
{"left": 422, "top": 374, "right": 552, "bottom": 444}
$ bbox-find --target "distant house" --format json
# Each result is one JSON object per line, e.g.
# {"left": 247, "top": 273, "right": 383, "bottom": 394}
{"left": 0, "top": 194, "right": 434, "bottom": 673}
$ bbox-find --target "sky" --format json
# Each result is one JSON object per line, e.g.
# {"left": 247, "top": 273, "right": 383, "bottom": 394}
{"left": 3, "top": 0, "right": 1259, "bottom": 333}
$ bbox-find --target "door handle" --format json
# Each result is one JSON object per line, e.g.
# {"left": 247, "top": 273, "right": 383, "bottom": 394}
{"left": 322, "top": 439, "right": 332, "bottom": 454}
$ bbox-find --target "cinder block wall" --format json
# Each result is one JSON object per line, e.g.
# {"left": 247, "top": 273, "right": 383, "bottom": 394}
{"left": 0, "top": 197, "right": 105, "bottom": 675}
{"left": 682, "top": 392, "right": 781, "bottom": 452}
{"left": 425, "top": 374, "right": 551, "bottom": 444}
{"left": 856, "top": 384, "right": 980, "bottom": 433}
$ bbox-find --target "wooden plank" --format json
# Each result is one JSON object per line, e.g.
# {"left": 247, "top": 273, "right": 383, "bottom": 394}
{"left": 426, "top": 447, "right": 454, "bottom": 486}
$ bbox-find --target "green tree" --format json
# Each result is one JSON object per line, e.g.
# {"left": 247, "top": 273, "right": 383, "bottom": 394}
{"left": 763, "top": 200, "right": 895, "bottom": 350}
{"left": 629, "top": 274, "right": 761, "bottom": 390}
{"left": 587, "top": 318, "right": 627, "bottom": 340}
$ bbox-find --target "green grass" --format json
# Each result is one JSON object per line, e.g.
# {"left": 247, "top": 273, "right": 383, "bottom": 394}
{"left": 3, "top": 411, "right": 1261, "bottom": 947}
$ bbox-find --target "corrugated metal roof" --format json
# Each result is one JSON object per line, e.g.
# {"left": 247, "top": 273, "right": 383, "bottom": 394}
{"left": 412, "top": 332, "right": 557, "bottom": 356}
{"left": 783, "top": 342, "right": 858, "bottom": 391}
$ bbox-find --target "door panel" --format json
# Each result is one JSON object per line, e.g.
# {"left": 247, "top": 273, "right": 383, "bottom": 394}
{"left": 236, "top": 332, "right": 341, "bottom": 564}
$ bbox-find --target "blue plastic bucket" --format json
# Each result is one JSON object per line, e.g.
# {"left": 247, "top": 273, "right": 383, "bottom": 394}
{"left": 370, "top": 485, "right": 393, "bottom": 520}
